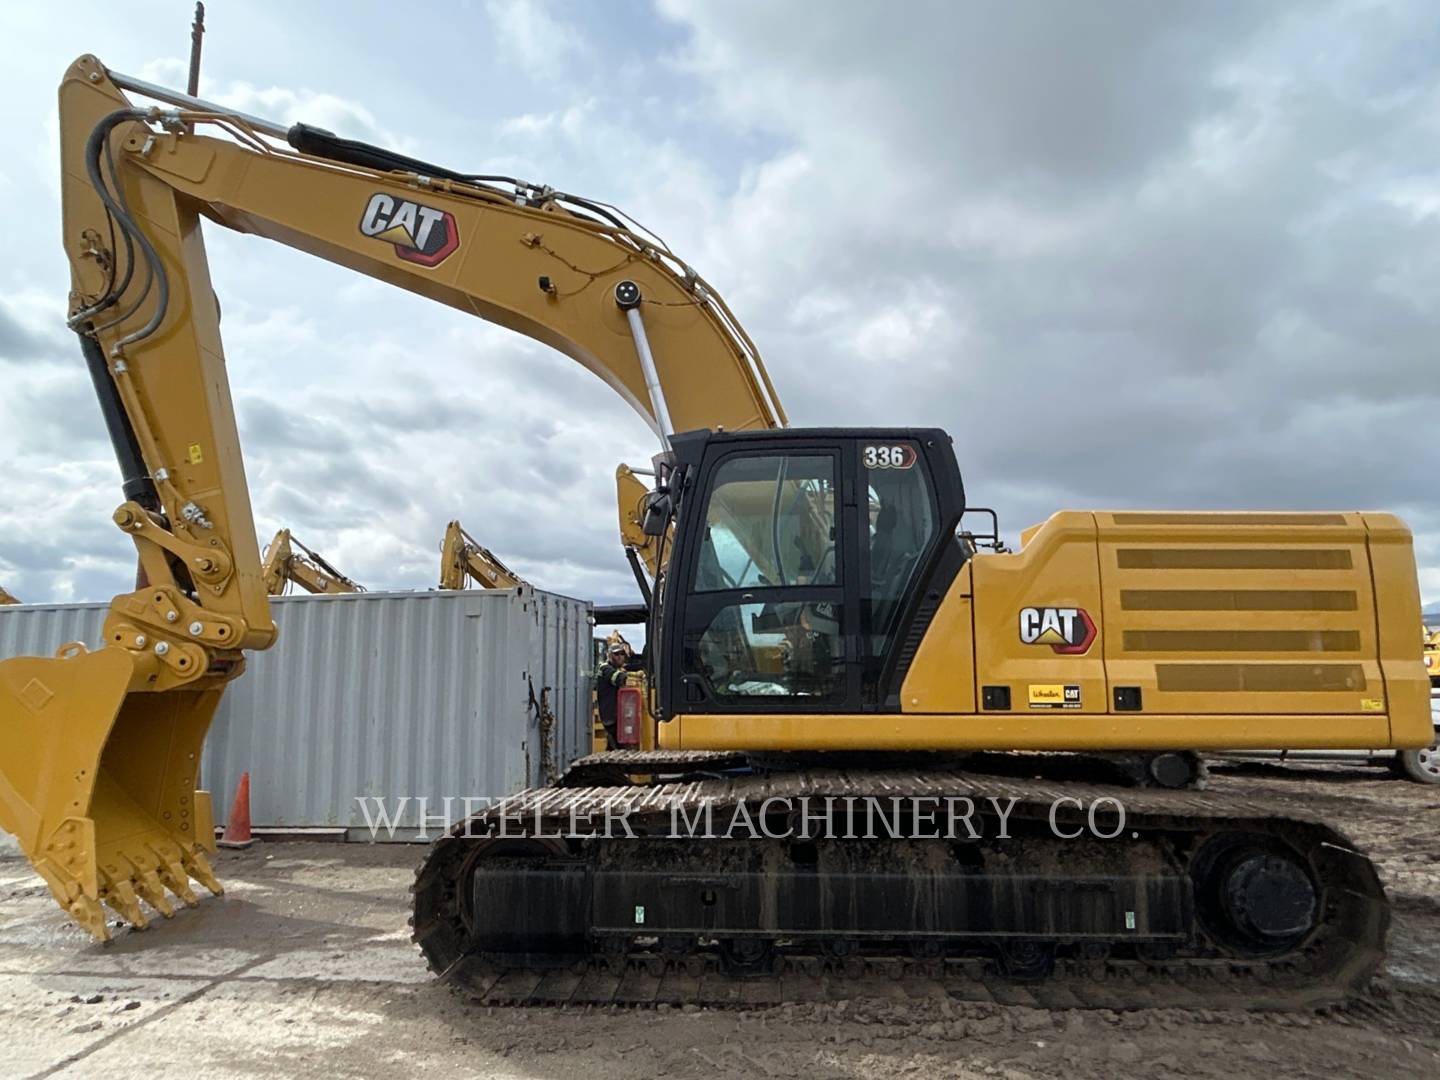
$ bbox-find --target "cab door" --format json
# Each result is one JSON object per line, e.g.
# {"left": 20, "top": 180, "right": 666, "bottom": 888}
{"left": 668, "top": 442, "right": 863, "bottom": 714}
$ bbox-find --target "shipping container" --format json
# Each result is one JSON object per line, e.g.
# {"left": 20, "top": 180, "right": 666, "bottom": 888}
{"left": 0, "top": 588, "right": 593, "bottom": 839}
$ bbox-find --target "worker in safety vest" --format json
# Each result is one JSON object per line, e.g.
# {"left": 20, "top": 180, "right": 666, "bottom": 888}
{"left": 595, "top": 641, "right": 629, "bottom": 750}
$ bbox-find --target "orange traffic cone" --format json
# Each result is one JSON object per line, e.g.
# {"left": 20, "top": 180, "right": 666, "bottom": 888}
{"left": 218, "top": 771, "right": 255, "bottom": 849}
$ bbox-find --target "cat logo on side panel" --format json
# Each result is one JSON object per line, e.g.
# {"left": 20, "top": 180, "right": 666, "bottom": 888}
{"left": 1018, "top": 607, "right": 1097, "bottom": 655}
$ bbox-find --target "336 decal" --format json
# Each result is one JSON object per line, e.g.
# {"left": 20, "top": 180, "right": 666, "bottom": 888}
{"left": 863, "top": 444, "right": 916, "bottom": 470}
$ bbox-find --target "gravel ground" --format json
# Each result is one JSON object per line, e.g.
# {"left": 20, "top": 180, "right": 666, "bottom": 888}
{"left": 2, "top": 763, "right": 1437, "bottom": 1079}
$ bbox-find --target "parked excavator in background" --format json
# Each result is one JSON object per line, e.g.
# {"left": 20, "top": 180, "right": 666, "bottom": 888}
{"left": 1424, "top": 623, "right": 1439, "bottom": 688}
{"left": 259, "top": 528, "right": 363, "bottom": 596}
{"left": 438, "top": 520, "right": 525, "bottom": 591}
{"left": 0, "top": 588, "right": 20, "bottom": 605}
{"left": 0, "top": 57, "right": 1429, "bottom": 1011}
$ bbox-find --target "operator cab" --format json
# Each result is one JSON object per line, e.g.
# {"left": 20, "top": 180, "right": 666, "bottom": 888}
{"left": 653, "top": 428, "right": 968, "bottom": 717}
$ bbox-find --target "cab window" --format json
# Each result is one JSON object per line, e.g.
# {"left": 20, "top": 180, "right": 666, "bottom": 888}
{"left": 683, "top": 452, "right": 845, "bottom": 705}
{"left": 688, "top": 600, "right": 845, "bottom": 700}
{"left": 862, "top": 441, "right": 938, "bottom": 659}
{"left": 695, "top": 454, "right": 838, "bottom": 592}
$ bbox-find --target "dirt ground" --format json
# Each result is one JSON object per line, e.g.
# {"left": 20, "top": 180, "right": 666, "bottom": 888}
{"left": 2, "top": 763, "right": 1437, "bottom": 1080}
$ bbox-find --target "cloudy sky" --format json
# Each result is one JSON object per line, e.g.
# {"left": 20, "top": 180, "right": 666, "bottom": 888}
{"left": 1, "top": 0, "right": 1436, "bottom": 615}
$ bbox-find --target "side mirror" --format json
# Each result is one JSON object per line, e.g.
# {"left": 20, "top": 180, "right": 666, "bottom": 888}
{"left": 641, "top": 492, "right": 672, "bottom": 537}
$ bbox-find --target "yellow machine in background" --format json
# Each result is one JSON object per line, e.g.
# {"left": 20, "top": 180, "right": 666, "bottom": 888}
{"left": 259, "top": 528, "right": 363, "bottom": 596}
{"left": 616, "top": 463, "right": 665, "bottom": 579}
{"left": 438, "top": 520, "right": 525, "bottom": 591}
{"left": 1425, "top": 624, "right": 1439, "bottom": 687}
{"left": 0, "top": 58, "right": 1429, "bottom": 1007}
{"left": 0, "top": 588, "right": 19, "bottom": 606}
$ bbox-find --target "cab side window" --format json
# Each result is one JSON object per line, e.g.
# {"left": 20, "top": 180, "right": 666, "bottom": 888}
{"left": 862, "top": 443, "right": 938, "bottom": 669}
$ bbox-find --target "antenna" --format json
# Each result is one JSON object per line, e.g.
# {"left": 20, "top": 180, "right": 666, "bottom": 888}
{"left": 187, "top": 3, "right": 206, "bottom": 97}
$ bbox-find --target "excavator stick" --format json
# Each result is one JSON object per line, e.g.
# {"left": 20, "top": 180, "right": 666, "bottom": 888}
{"left": 0, "top": 57, "right": 283, "bottom": 938}
{"left": 0, "top": 645, "right": 222, "bottom": 941}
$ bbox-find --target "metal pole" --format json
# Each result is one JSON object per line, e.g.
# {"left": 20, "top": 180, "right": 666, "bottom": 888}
{"left": 187, "top": 4, "right": 206, "bottom": 97}
{"left": 614, "top": 280, "right": 674, "bottom": 450}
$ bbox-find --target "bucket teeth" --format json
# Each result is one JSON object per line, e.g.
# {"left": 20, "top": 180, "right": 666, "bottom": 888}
{"left": 183, "top": 850, "right": 224, "bottom": 897}
{"left": 61, "top": 850, "right": 214, "bottom": 937}
{"left": 67, "top": 896, "right": 111, "bottom": 942}
{"left": 41, "top": 839, "right": 221, "bottom": 938}
{"left": 104, "top": 879, "right": 149, "bottom": 930}
{"left": 134, "top": 869, "right": 176, "bottom": 918}
{"left": 155, "top": 858, "right": 200, "bottom": 908}
{"left": 0, "top": 647, "right": 230, "bottom": 940}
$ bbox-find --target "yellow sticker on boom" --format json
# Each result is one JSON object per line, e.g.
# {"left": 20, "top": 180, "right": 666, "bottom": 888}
{"left": 1361, "top": 698, "right": 1385, "bottom": 712}
{"left": 187, "top": 443, "right": 204, "bottom": 465}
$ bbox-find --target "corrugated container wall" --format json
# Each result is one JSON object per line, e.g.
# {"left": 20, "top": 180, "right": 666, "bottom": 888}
{"left": 0, "top": 589, "right": 593, "bottom": 838}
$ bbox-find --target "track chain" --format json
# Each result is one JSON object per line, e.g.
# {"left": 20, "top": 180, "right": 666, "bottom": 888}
{"left": 412, "top": 764, "right": 1388, "bottom": 1011}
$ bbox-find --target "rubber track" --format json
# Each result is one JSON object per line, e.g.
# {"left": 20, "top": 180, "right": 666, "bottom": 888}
{"left": 411, "top": 767, "right": 1387, "bottom": 1011}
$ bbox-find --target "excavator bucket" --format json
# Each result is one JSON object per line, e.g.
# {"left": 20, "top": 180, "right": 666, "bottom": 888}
{"left": 0, "top": 645, "right": 223, "bottom": 940}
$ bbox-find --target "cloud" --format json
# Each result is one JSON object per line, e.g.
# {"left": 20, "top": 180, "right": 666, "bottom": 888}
{"left": 484, "top": 0, "right": 591, "bottom": 81}
{"left": 0, "top": 305, "right": 41, "bottom": 357}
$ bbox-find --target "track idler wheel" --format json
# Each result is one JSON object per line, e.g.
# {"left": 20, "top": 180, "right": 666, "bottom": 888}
{"left": 1222, "top": 854, "right": 1317, "bottom": 945}
{"left": 1195, "top": 836, "right": 1319, "bottom": 956}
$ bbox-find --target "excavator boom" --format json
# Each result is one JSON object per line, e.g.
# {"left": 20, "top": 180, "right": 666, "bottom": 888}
{"left": 0, "top": 588, "right": 19, "bottom": 606}
{"left": 0, "top": 56, "right": 781, "bottom": 939}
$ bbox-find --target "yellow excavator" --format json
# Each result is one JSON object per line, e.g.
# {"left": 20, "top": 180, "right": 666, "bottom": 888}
{"left": 0, "top": 58, "right": 1430, "bottom": 1009}
{"left": 259, "top": 528, "right": 363, "bottom": 596}
{"left": 438, "top": 520, "right": 525, "bottom": 591}
{"left": 1425, "top": 624, "right": 1439, "bottom": 688}
{"left": 0, "top": 588, "right": 19, "bottom": 606}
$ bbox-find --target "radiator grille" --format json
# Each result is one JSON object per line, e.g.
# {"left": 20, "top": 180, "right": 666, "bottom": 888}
{"left": 1124, "top": 629, "right": 1360, "bottom": 653}
{"left": 1155, "top": 663, "right": 1366, "bottom": 693}
{"left": 1109, "top": 512, "right": 1349, "bottom": 526}
{"left": 1116, "top": 549, "right": 1353, "bottom": 571}
{"left": 1119, "top": 589, "right": 1357, "bottom": 611}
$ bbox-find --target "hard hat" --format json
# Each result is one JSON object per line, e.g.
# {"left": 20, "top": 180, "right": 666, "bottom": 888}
{"left": 608, "top": 642, "right": 627, "bottom": 654}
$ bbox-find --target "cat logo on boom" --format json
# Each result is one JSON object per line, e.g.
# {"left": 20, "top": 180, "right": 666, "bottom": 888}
{"left": 359, "top": 193, "right": 460, "bottom": 267}
{"left": 1018, "top": 606, "right": 1097, "bottom": 655}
